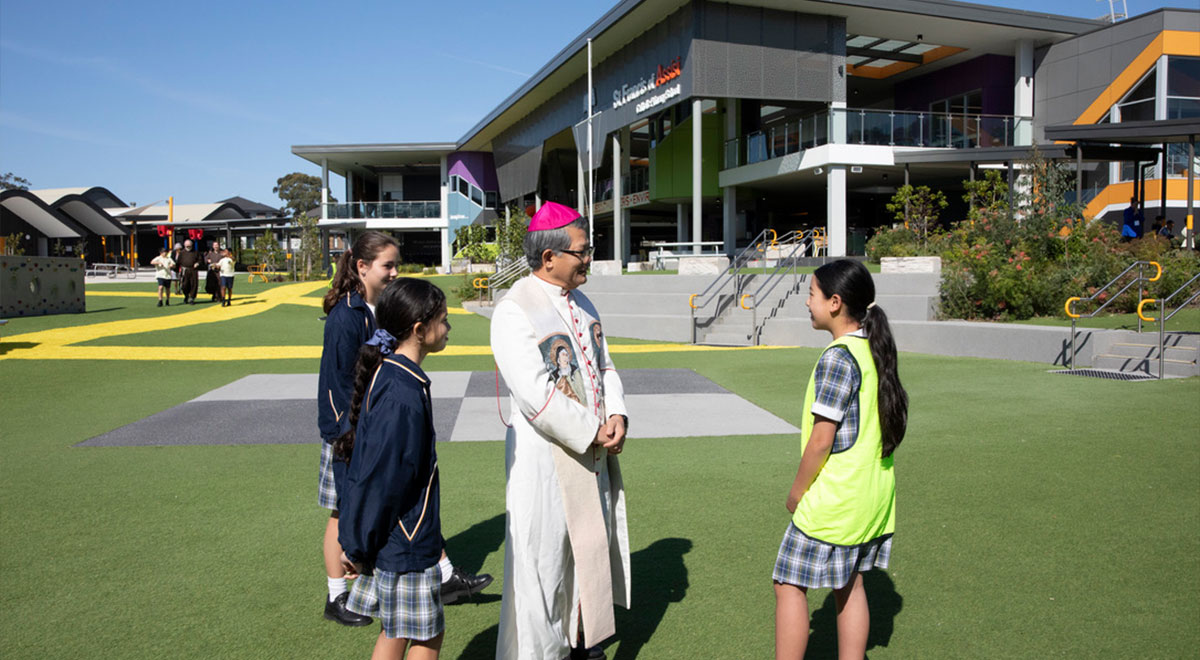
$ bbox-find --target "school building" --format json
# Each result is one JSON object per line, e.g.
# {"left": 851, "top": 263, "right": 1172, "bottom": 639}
{"left": 291, "top": 0, "right": 1199, "bottom": 270}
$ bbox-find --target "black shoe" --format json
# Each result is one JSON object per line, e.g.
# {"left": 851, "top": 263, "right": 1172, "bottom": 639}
{"left": 165, "top": 300, "right": 170, "bottom": 306}
{"left": 567, "top": 645, "right": 606, "bottom": 660}
{"left": 157, "top": 300, "right": 163, "bottom": 307}
{"left": 324, "top": 592, "right": 372, "bottom": 627}
{"left": 441, "top": 567, "right": 493, "bottom": 605}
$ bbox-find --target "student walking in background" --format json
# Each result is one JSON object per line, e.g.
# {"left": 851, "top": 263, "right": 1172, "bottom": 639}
{"left": 336, "top": 277, "right": 452, "bottom": 659}
{"left": 217, "top": 248, "right": 235, "bottom": 307}
{"left": 774, "top": 259, "right": 908, "bottom": 660}
{"left": 151, "top": 247, "right": 175, "bottom": 307}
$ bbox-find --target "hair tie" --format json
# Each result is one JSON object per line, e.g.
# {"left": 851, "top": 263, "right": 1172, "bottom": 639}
{"left": 365, "top": 328, "right": 398, "bottom": 355}
{"left": 867, "top": 301, "right": 878, "bottom": 310}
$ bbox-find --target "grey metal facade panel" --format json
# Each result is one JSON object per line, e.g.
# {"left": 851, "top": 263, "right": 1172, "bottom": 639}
{"left": 699, "top": 39, "right": 731, "bottom": 97}
{"left": 726, "top": 43, "right": 768, "bottom": 98}
{"left": 495, "top": 144, "right": 544, "bottom": 201}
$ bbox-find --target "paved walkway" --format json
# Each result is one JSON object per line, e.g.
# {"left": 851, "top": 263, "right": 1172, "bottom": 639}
{"left": 79, "top": 369, "right": 800, "bottom": 446}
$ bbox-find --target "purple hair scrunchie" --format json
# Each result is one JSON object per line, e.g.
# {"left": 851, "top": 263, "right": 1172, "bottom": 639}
{"left": 365, "top": 328, "right": 397, "bottom": 356}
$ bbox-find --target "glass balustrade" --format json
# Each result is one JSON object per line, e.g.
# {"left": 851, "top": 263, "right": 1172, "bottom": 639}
{"left": 324, "top": 201, "right": 441, "bottom": 220}
{"left": 722, "top": 107, "right": 1028, "bottom": 170}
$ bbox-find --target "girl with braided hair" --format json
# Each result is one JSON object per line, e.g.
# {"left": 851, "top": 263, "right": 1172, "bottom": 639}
{"left": 335, "top": 278, "right": 451, "bottom": 659}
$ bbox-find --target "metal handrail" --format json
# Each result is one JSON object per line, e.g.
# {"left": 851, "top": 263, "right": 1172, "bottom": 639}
{"left": 688, "top": 229, "right": 777, "bottom": 343}
{"left": 737, "top": 240, "right": 808, "bottom": 345}
{"left": 476, "top": 257, "right": 531, "bottom": 303}
{"left": 1064, "top": 260, "right": 1161, "bottom": 369}
{"left": 1137, "top": 273, "right": 1200, "bottom": 379}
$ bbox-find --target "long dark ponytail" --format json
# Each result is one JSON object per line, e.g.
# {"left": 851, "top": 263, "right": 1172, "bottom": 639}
{"left": 332, "top": 277, "right": 447, "bottom": 463}
{"left": 323, "top": 231, "right": 399, "bottom": 314}
{"left": 813, "top": 259, "right": 908, "bottom": 458}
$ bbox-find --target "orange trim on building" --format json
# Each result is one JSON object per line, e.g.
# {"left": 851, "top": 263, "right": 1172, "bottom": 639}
{"left": 1084, "top": 179, "right": 1199, "bottom": 220}
{"left": 847, "top": 45, "right": 965, "bottom": 80}
{"left": 1074, "top": 31, "right": 1200, "bottom": 125}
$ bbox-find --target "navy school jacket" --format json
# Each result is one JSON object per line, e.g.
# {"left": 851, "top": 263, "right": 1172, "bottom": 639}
{"left": 317, "top": 291, "right": 376, "bottom": 442}
{"left": 337, "top": 353, "right": 443, "bottom": 574}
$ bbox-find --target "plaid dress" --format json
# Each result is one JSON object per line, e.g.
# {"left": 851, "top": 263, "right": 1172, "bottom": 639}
{"left": 774, "top": 333, "right": 893, "bottom": 589}
{"left": 317, "top": 441, "right": 338, "bottom": 510}
{"left": 347, "top": 565, "right": 444, "bottom": 640}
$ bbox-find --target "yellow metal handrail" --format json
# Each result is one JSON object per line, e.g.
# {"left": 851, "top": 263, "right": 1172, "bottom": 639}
{"left": 740, "top": 294, "right": 753, "bottom": 310}
{"left": 1136, "top": 298, "right": 1157, "bottom": 323}
{"left": 472, "top": 277, "right": 489, "bottom": 290}
{"left": 1064, "top": 296, "right": 1081, "bottom": 319}
{"left": 688, "top": 293, "right": 699, "bottom": 310}
{"left": 1147, "top": 260, "right": 1162, "bottom": 282}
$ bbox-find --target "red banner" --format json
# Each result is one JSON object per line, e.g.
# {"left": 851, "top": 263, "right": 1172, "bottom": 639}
{"left": 156, "top": 225, "right": 170, "bottom": 237}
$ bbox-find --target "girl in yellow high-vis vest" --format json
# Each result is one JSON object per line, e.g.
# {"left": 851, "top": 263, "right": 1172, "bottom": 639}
{"left": 773, "top": 259, "right": 909, "bottom": 660}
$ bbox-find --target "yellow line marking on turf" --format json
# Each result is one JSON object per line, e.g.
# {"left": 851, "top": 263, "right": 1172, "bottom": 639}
{"left": 2, "top": 281, "right": 328, "bottom": 361}
{"left": 87, "top": 290, "right": 261, "bottom": 300}
{"left": 3, "top": 279, "right": 788, "bottom": 361}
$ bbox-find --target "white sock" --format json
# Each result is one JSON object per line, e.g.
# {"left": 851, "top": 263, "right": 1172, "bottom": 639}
{"left": 439, "top": 556, "right": 454, "bottom": 583}
{"left": 328, "top": 577, "right": 348, "bottom": 601}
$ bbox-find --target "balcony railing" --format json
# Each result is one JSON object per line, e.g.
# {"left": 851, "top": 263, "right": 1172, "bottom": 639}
{"left": 723, "top": 107, "right": 1031, "bottom": 169}
{"left": 592, "top": 167, "right": 650, "bottom": 204}
{"left": 324, "top": 201, "right": 441, "bottom": 220}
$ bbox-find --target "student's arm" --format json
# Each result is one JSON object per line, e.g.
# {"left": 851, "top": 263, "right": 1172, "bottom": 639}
{"left": 338, "top": 395, "right": 425, "bottom": 567}
{"left": 786, "top": 417, "right": 835, "bottom": 513}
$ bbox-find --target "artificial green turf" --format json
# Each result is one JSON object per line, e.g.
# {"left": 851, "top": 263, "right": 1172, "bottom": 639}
{"left": 1, "top": 287, "right": 1198, "bottom": 658}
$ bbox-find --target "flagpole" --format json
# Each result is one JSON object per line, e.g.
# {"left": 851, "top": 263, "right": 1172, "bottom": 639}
{"left": 587, "top": 38, "right": 595, "bottom": 250}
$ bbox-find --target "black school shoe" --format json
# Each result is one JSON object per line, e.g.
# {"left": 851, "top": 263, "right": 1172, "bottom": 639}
{"left": 567, "top": 645, "right": 606, "bottom": 660}
{"left": 441, "top": 568, "right": 494, "bottom": 605}
{"left": 324, "top": 592, "right": 373, "bottom": 627}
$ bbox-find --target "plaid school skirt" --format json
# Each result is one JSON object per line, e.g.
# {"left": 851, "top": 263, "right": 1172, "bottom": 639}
{"left": 347, "top": 565, "right": 444, "bottom": 641}
{"left": 317, "top": 441, "right": 338, "bottom": 510}
{"left": 773, "top": 522, "right": 892, "bottom": 590}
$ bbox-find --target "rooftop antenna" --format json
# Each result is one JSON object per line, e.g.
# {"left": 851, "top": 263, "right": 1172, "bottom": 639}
{"left": 1098, "top": 0, "right": 1128, "bottom": 23}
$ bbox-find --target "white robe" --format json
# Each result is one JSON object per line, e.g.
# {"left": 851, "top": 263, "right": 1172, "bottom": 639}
{"left": 492, "top": 274, "right": 631, "bottom": 660}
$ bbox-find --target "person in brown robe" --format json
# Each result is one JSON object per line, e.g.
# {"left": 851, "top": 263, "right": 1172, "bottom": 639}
{"left": 204, "top": 242, "right": 223, "bottom": 303}
{"left": 176, "top": 239, "right": 202, "bottom": 304}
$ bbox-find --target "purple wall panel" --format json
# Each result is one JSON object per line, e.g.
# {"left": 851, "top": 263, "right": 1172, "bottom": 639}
{"left": 448, "top": 152, "right": 499, "bottom": 192}
{"left": 896, "top": 54, "right": 1015, "bottom": 115}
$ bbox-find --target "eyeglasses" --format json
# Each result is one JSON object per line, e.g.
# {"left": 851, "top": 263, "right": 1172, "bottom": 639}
{"left": 557, "top": 246, "right": 594, "bottom": 259}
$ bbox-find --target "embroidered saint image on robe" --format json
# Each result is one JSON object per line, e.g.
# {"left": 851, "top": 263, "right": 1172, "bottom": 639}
{"left": 541, "top": 335, "right": 587, "bottom": 404}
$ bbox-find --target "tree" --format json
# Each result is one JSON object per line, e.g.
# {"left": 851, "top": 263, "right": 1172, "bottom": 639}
{"left": 0, "top": 172, "right": 31, "bottom": 191}
{"left": 886, "top": 185, "right": 947, "bottom": 250}
{"left": 273, "top": 172, "right": 327, "bottom": 218}
{"left": 963, "top": 170, "right": 1009, "bottom": 223}
{"left": 296, "top": 213, "right": 322, "bottom": 279}
{"left": 256, "top": 230, "right": 282, "bottom": 271}
{"left": 497, "top": 206, "right": 530, "bottom": 263}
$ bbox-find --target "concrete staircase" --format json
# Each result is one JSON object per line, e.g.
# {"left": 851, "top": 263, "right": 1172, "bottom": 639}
{"left": 1089, "top": 330, "right": 1200, "bottom": 379}
{"left": 760, "top": 273, "right": 940, "bottom": 345}
{"left": 696, "top": 276, "right": 805, "bottom": 346}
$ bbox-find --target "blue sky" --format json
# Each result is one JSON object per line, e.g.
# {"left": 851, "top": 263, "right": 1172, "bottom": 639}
{"left": 0, "top": 0, "right": 1185, "bottom": 209}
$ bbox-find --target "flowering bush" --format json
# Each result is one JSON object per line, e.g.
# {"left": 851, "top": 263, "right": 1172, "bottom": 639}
{"left": 866, "top": 151, "right": 1199, "bottom": 321}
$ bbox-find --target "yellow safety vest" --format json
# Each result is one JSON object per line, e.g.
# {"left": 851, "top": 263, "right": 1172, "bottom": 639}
{"left": 793, "top": 335, "right": 896, "bottom": 546}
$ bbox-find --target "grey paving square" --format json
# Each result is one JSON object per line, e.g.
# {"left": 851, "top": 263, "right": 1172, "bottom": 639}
{"left": 80, "top": 369, "right": 799, "bottom": 447}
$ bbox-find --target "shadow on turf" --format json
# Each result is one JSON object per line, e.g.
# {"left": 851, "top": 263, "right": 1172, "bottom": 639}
{"left": 805, "top": 570, "right": 902, "bottom": 658}
{"left": 454, "top": 537, "right": 694, "bottom": 660}
{"left": 0, "top": 341, "right": 38, "bottom": 355}
{"left": 446, "top": 513, "right": 504, "bottom": 606}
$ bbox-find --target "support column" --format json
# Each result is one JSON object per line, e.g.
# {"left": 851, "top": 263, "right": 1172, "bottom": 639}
{"left": 692, "top": 98, "right": 703, "bottom": 254}
{"left": 612, "top": 133, "right": 623, "bottom": 264}
{"left": 722, "top": 99, "right": 738, "bottom": 256}
{"left": 723, "top": 188, "right": 737, "bottom": 256}
{"left": 676, "top": 204, "right": 687, "bottom": 243}
{"left": 440, "top": 228, "right": 450, "bottom": 273}
{"left": 439, "top": 155, "right": 449, "bottom": 262}
{"left": 1156, "top": 55, "right": 1168, "bottom": 220}
{"left": 827, "top": 166, "right": 847, "bottom": 256}
{"left": 1187, "top": 137, "right": 1195, "bottom": 250}
{"left": 321, "top": 158, "right": 330, "bottom": 221}
{"left": 1014, "top": 40, "right": 1034, "bottom": 146}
